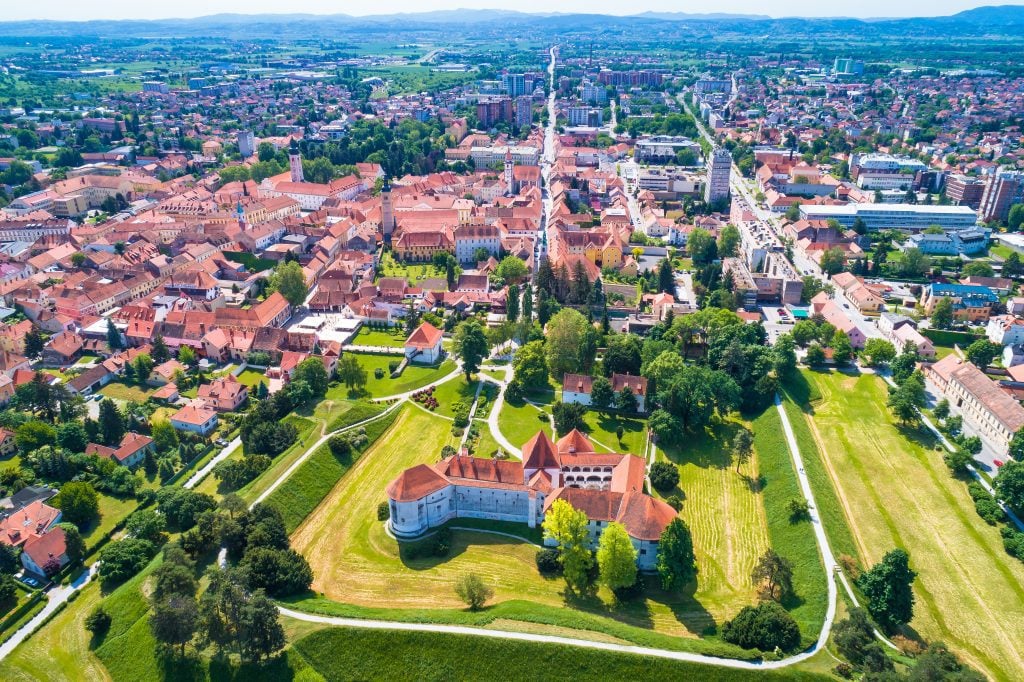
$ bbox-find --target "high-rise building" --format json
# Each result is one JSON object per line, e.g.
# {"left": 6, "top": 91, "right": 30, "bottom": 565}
{"left": 476, "top": 97, "right": 514, "bottom": 128}
{"left": 945, "top": 174, "right": 986, "bottom": 209}
{"left": 833, "top": 57, "right": 865, "bottom": 76}
{"left": 237, "top": 131, "right": 255, "bottom": 159}
{"left": 142, "top": 81, "right": 169, "bottom": 94}
{"left": 580, "top": 79, "right": 607, "bottom": 105}
{"left": 381, "top": 178, "right": 395, "bottom": 239}
{"left": 567, "top": 106, "right": 602, "bottom": 127}
{"left": 515, "top": 96, "right": 533, "bottom": 129}
{"left": 979, "top": 169, "right": 1024, "bottom": 223}
{"left": 288, "top": 139, "right": 304, "bottom": 184}
{"left": 502, "top": 73, "right": 527, "bottom": 98}
{"left": 704, "top": 147, "right": 732, "bottom": 203}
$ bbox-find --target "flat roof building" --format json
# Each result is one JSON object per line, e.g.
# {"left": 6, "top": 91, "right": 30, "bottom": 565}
{"left": 798, "top": 203, "right": 977, "bottom": 232}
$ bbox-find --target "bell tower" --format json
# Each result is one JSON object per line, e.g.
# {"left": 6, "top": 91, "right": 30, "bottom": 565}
{"left": 288, "top": 139, "right": 304, "bottom": 183}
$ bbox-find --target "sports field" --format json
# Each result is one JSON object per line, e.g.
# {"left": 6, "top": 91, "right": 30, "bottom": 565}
{"left": 802, "top": 370, "right": 1024, "bottom": 681}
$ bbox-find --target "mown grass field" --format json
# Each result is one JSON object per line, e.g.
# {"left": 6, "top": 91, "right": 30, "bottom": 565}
{"left": 496, "top": 396, "right": 552, "bottom": 448}
{"left": 98, "top": 381, "right": 156, "bottom": 402}
{"left": 657, "top": 420, "right": 770, "bottom": 632}
{"left": 290, "top": 627, "right": 831, "bottom": 681}
{"left": 581, "top": 410, "right": 646, "bottom": 454}
{"left": 343, "top": 353, "right": 456, "bottom": 398}
{"left": 354, "top": 327, "right": 407, "bottom": 347}
{"left": 429, "top": 376, "right": 479, "bottom": 418}
{"left": 803, "top": 370, "right": 1024, "bottom": 681}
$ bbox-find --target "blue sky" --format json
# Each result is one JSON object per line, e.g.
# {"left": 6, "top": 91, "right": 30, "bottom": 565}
{"left": 5, "top": 1, "right": 1023, "bottom": 21}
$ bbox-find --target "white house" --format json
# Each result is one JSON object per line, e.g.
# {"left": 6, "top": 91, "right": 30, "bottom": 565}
{"left": 561, "top": 373, "right": 649, "bottom": 413}
{"left": 170, "top": 403, "right": 219, "bottom": 436}
{"left": 404, "top": 322, "right": 444, "bottom": 364}
{"left": 986, "top": 315, "right": 1024, "bottom": 347}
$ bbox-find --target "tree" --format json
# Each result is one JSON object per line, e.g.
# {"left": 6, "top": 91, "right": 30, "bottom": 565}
{"left": 55, "top": 481, "right": 99, "bottom": 527}
{"left": 856, "top": 548, "right": 917, "bottom": 630}
{"left": 126, "top": 509, "right": 168, "bottom": 545}
{"left": 717, "top": 224, "right": 741, "bottom": 258}
{"left": 269, "top": 261, "right": 307, "bottom": 307}
{"left": 791, "top": 320, "right": 818, "bottom": 347}
{"left": 733, "top": 429, "right": 754, "bottom": 473}
{"left": 615, "top": 387, "right": 638, "bottom": 413}
{"left": 751, "top": 549, "right": 794, "bottom": 601}
{"left": 603, "top": 334, "right": 642, "bottom": 377}
{"left": 453, "top": 319, "right": 489, "bottom": 381}
{"left": 656, "top": 517, "right": 696, "bottom": 591}
{"left": 454, "top": 573, "right": 494, "bottom": 610}
{"left": 56, "top": 422, "right": 88, "bottom": 454}
{"left": 931, "top": 296, "right": 954, "bottom": 330}
{"left": 910, "top": 642, "right": 984, "bottom": 682}
{"left": 23, "top": 327, "right": 44, "bottom": 358}
{"left": 590, "top": 376, "right": 614, "bottom": 409}
{"left": 150, "top": 594, "right": 199, "bottom": 656}
{"left": 688, "top": 228, "right": 717, "bottom": 265}
{"left": 336, "top": 354, "right": 368, "bottom": 392}
{"left": 98, "top": 538, "right": 156, "bottom": 585}
{"left": 106, "top": 319, "right": 123, "bottom": 350}
{"left": 552, "top": 401, "right": 587, "bottom": 433}
{"left": 1008, "top": 430, "right": 1024, "bottom": 461}
{"left": 649, "top": 461, "right": 680, "bottom": 492}
{"left": 722, "top": 601, "right": 801, "bottom": 651}
{"left": 805, "top": 343, "right": 826, "bottom": 366}
{"left": 151, "top": 334, "right": 170, "bottom": 363}
{"left": 1009, "top": 204, "right": 1024, "bottom": 232}
{"left": 962, "top": 261, "right": 995, "bottom": 277}
{"left": 545, "top": 308, "right": 595, "bottom": 378}
{"left": 521, "top": 283, "right": 533, "bottom": 321}
{"left": 151, "top": 420, "right": 179, "bottom": 454}
{"left": 85, "top": 607, "right": 112, "bottom": 636}
{"left": 239, "top": 547, "right": 313, "bottom": 597}
{"left": 177, "top": 345, "right": 196, "bottom": 366}
{"left": 995, "top": 460, "right": 1024, "bottom": 511}
{"left": 657, "top": 258, "right": 675, "bottom": 294}
{"left": 1003, "top": 251, "right": 1023, "bottom": 278}
{"left": 153, "top": 561, "right": 198, "bottom": 603}
{"left": 238, "top": 589, "right": 286, "bottom": 662}
{"left": 830, "top": 330, "right": 853, "bottom": 365}
{"left": 59, "top": 523, "right": 86, "bottom": 563}
{"left": 495, "top": 255, "right": 528, "bottom": 282}
{"left": 293, "top": 357, "right": 329, "bottom": 397}
{"left": 512, "top": 340, "right": 549, "bottom": 389}
{"left": 820, "top": 247, "right": 846, "bottom": 276}
{"left": 506, "top": 283, "right": 520, "bottom": 323}
{"left": 888, "top": 371, "right": 926, "bottom": 425}
{"left": 900, "top": 247, "right": 931, "bottom": 278}
{"left": 98, "top": 399, "right": 125, "bottom": 446}
{"left": 157, "top": 488, "right": 217, "bottom": 531}
{"left": 596, "top": 522, "right": 638, "bottom": 592}
{"left": 965, "top": 339, "right": 1001, "bottom": 368}
{"left": 860, "top": 338, "right": 896, "bottom": 367}
{"left": 834, "top": 608, "right": 893, "bottom": 672}
{"left": 133, "top": 354, "right": 154, "bottom": 383}
{"left": 542, "top": 499, "right": 594, "bottom": 593}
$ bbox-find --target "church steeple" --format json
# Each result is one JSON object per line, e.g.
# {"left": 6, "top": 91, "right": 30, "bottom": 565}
{"left": 288, "top": 138, "right": 304, "bottom": 183}
{"left": 381, "top": 176, "right": 394, "bottom": 240}
{"left": 504, "top": 148, "right": 514, "bottom": 196}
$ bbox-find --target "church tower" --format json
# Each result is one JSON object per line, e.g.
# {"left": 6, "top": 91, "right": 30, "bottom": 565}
{"left": 504, "top": 148, "right": 515, "bottom": 196}
{"left": 381, "top": 177, "right": 395, "bottom": 240}
{"left": 288, "top": 139, "right": 304, "bottom": 183}
{"left": 236, "top": 200, "right": 245, "bottom": 231}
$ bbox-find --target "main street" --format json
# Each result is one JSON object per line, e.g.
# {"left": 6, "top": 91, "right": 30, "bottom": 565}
{"left": 537, "top": 45, "right": 557, "bottom": 263}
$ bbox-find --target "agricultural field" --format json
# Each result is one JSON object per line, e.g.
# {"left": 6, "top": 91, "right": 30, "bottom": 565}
{"left": 800, "top": 370, "right": 1024, "bottom": 680}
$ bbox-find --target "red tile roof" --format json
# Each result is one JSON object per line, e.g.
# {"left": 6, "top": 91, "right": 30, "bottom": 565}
{"left": 386, "top": 464, "right": 451, "bottom": 502}
{"left": 405, "top": 322, "right": 443, "bottom": 350}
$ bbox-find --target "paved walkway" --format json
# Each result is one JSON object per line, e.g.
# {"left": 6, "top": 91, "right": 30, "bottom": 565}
{"left": 0, "top": 564, "right": 98, "bottom": 660}
{"left": 182, "top": 436, "right": 242, "bottom": 490}
{"left": 479, "top": 367, "right": 519, "bottom": 456}
{"left": 370, "top": 363, "right": 463, "bottom": 403}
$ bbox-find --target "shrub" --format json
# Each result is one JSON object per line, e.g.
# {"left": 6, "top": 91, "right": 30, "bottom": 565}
{"left": 328, "top": 435, "right": 352, "bottom": 459}
{"left": 666, "top": 495, "right": 683, "bottom": 511}
{"left": 431, "top": 528, "right": 452, "bottom": 557}
{"left": 721, "top": 601, "right": 801, "bottom": 652}
{"left": 1001, "top": 526, "right": 1024, "bottom": 560}
{"left": 374, "top": 367, "right": 385, "bottom": 379}
{"left": 388, "top": 360, "right": 400, "bottom": 373}
{"left": 85, "top": 606, "right": 112, "bottom": 635}
{"left": 377, "top": 502, "right": 390, "bottom": 522}
{"left": 454, "top": 573, "right": 493, "bottom": 611}
{"left": 787, "top": 498, "right": 810, "bottom": 522}
{"left": 451, "top": 401, "right": 471, "bottom": 428}
{"left": 535, "top": 548, "right": 562, "bottom": 575}
{"left": 833, "top": 663, "right": 853, "bottom": 679}
{"left": 649, "top": 461, "right": 680, "bottom": 492}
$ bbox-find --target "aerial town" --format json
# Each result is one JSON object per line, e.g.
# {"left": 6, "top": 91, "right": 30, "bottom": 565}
{"left": 0, "top": 5, "right": 1021, "bottom": 681}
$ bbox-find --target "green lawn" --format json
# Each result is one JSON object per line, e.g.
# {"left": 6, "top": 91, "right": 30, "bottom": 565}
{"left": 354, "top": 326, "right": 407, "bottom": 347}
{"left": 291, "top": 627, "right": 829, "bottom": 681}
{"left": 496, "top": 396, "right": 552, "bottom": 450}
{"left": 339, "top": 353, "right": 456, "bottom": 399}
{"left": 469, "top": 418, "right": 503, "bottom": 458}
{"left": 802, "top": 370, "right": 1024, "bottom": 680}
{"left": 98, "top": 381, "right": 156, "bottom": 402}
{"left": 377, "top": 252, "right": 449, "bottom": 287}
{"left": 266, "top": 408, "right": 401, "bottom": 533}
{"left": 235, "top": 369, "right": 267, "bottom": 387}
{"left": 430, "top": 376, "right": 480, "bottom": 418}
{"left": 581, "top": 410, "right": 646, "bottom": 454}
{"left": 81, "top": 493, "right": 138, "bottom": 552}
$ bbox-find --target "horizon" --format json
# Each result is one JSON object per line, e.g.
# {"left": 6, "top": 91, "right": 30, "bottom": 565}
{"left": 4, "top": 1, "right": 1024, "bottom": 22}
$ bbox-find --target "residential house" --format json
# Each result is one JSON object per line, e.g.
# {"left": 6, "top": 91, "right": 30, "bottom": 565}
{"left": 170, "top": 403, "right": 219, "bottom": 436}
{"left": 85, "top": 432, "right": 155, "bottom": 469}
{"left": 196, "top": 375, "right": 248, "bottom": 412}
{"left": 405, "top": 322, "right": 444, "bottom": 364}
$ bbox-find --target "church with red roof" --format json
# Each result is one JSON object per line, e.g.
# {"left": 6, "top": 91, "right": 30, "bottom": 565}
{"left": 386, "top": 429, "right": 675, "bottom": 570}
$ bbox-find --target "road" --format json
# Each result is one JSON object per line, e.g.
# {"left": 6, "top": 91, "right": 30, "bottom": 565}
{"left": 182, "top": 436, "right": 241, "bottom": 490}
{"left": 538, "top": 45, "right": 557, "bottom": 264}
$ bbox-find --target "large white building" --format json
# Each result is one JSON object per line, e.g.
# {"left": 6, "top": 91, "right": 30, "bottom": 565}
{"left": 798, "top": 203, "right": 978, "bottom": 232}
{"left": 386, "top": 430, "right": 676, "bottom": 571}
{"left": 704, "top": 147, "right": 732, "bottom": 203}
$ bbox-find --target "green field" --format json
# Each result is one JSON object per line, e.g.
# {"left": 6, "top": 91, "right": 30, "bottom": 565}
{"left": 801, "top": 370, "right": 1024, "bottom": 680}
{"left": 235, "top": 368, "right": 268, "bottom": 387}
{"left": 377, "top": 252, "right": 450, "bottom": 286}
{"left": 98, "top": 381, "right": 156, "bottom": 402}
{"left": 496, "top": 396, "right": 552, "bottom": 449}
{"left": 429, "top": 376, "right": 480, "bottom": 418}
{"left": 237, "top": 415, "right": 318, "bottom": 502}
{"left": 581, "top": 410, "right": 646, "bottom": 454}
{"left": 343, "top": 353, "right": 456, "bottom": 398}
{"left": 354, "top": 327, "right": 408, "bottom": 347}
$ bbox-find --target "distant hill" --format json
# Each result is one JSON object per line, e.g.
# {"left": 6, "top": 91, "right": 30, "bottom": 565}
{"left": 633, "top": 11, "right": 771, "bottom": 21}
{"left": 949, "top": 4, "right": 1024, "bottom": 24}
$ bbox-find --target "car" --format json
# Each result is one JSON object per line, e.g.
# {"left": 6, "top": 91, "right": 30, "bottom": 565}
{"left": 215, "top": 439, "right": 228, "bottom": 447}
{"left": 21, "top": 576, "right": 39, "bottom": 588}
{"left": 994, "top": 459, "right": 1005, "bottom": 468}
